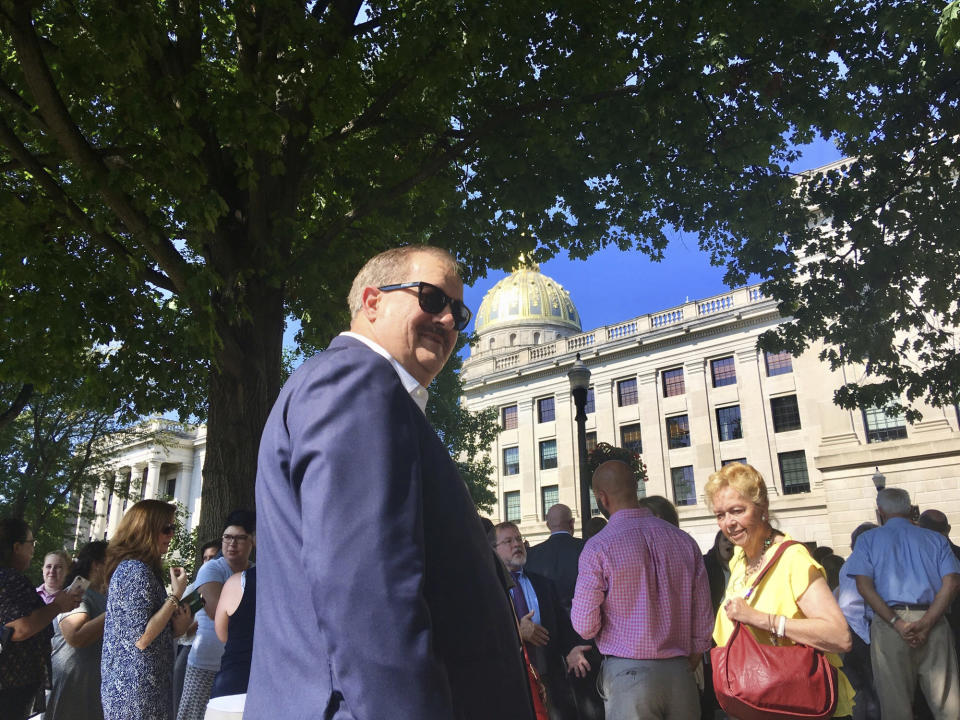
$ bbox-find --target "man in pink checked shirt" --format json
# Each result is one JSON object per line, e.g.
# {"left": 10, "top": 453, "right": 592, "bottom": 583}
{"left": 571, "top": 460, "right": 712, "bottom": 720}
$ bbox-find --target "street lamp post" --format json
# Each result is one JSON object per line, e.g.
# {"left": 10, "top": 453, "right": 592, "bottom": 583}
{"left": 567, "top": 352, "right": 592, "bottom": 536}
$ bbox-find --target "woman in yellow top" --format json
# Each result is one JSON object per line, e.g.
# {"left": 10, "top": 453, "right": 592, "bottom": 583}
{"left": 705, "top": 462, "right": 855, "bottom": 718}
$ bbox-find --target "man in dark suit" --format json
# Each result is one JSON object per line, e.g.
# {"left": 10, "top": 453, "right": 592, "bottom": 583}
{"left": 526, "top": 504, "right": 585, "bottom": 612}
{"left": 248, "top": 246, "right": 533, "bottom": 720}
{"left": 493, "top": 522, "right": 591, "bottom": 720}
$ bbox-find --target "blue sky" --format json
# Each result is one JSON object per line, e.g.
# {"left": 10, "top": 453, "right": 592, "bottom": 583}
{"left": 462, "top": 138, "right": 843, "bottom": 338}
{"left": 282, "top": 138, "right": 842, "bottom": 352}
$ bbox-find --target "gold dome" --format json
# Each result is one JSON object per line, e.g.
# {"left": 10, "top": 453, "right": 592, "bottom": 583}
{"left": 475, "top": 266, "right": 581, "bottom": 334}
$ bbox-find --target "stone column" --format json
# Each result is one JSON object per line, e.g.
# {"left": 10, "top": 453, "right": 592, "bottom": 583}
{"left": 175, "top": 460, "right": 194, "bottom": 510}
{"left": 638, "top": 370, "right": 664, "bottom": 498}
{"left": 145, "top": 458, "right": 162, "bottom": 500}
{"left": 517, "top": 397, "right": 539, "bottom": 525}
{"left": 106, "top": 468, "right": 126, "bottom": 537}
{"left": 736, "top": 348, "right": 778, "bottom": 494}
{"left": 130, "top": 462, "right": 147, "bottom": 502}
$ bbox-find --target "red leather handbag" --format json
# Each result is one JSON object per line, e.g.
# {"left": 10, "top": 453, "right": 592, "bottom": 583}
{"left": 710, "top": 541, "right": 839, "bottom": 720}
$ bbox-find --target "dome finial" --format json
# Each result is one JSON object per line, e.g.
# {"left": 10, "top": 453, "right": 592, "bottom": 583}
{"left": 512, "top": 252, "right": 540, "bottom": 273}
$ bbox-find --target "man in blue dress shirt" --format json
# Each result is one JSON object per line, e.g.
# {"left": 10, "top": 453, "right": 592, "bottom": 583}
{"left": 846, "top": 488, "right": 960, "bottom": 719}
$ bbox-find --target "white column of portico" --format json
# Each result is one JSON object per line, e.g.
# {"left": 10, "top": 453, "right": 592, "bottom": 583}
{"left": 90, "top": 474, "right": 111, "bottom": 539}
{"left": 175, "top": 459, "right": 194, "bottom": 510}
{"left": 145, "top": 458, "right": 162, "bottom": 500}
{"left": 106, "top": 468, "right": 126, "bottom": 537}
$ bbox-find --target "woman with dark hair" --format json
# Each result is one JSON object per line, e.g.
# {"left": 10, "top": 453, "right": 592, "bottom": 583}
{"left": 47, "top": 540, "right": 109, "bottom": 720}
{"left": 177, "top": 509, "right": 255, "bottom": 720}
{"left": 101, "top": 500, "right": 192, "bottom": 720}
{"left": 0, "top": 518, "right": 81, "bottom": 720}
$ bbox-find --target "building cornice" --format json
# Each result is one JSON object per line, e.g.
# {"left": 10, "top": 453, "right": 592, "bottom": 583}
{"left": 463, "top": 284, "right": 782, "bottom": 392}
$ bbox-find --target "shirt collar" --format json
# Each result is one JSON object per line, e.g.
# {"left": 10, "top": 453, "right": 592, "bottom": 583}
{"left": 340, "top": 332, "right": 429, "bottom": 414}
{"left": 550, "top": 530, "right": 572, "bottom": 536}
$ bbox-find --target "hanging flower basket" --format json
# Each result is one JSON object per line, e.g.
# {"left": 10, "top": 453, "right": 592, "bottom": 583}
{"left": 586, "top": 442, "right": 648, "bottom": 484}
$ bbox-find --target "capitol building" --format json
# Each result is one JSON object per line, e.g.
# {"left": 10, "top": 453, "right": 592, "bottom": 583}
{"left": 71, "top": 256, "right": 960, "bottom": 554}
{"left": 460, "top": 262, "right": 960, "bottom": 552}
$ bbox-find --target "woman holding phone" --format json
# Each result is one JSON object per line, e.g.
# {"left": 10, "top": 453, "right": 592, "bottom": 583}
{"left": 101, "top": 500, "right": 193, "bottom": 720}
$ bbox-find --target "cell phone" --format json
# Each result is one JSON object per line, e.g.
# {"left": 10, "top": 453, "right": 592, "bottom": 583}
{"left": 66, "top": 576, "right": 90, "bottom": 594}
{"left": 181, "top": 587, "right": 205, "bottom": 615}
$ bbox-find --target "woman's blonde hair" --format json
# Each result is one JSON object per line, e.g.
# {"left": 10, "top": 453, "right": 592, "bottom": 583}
{"left": 704, "top": 462, "right": 769, "bottom": 511}
{"left": 104, "top": 499, "right": 175, "bottom": 583}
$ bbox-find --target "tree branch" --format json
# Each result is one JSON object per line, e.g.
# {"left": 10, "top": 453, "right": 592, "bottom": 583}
{"left": 0, "top": 384, "right": 33, "bottom": 431}
{"left": 0, "top": 119, "right": 176, "bottom": 292}
{"left": 4, "top": 5, "right": 193, "bottom": 293}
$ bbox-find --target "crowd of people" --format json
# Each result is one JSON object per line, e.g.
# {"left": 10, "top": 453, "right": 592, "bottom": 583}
{"left": 0, "top": 503, "right": 257, "bottom": 720}
{"left": 3, "top": 245, "right": 959, "bottom": 720}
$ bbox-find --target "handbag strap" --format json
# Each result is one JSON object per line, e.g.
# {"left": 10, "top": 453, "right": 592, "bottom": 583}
{"left": 742, "top": 539, "right": 799, "bottom": 601}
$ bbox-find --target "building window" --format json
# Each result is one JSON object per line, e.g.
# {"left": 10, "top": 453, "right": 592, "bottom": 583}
{"left": 165, "top": 477, "right": 176, "bottom": 500}
{"left": 722, "top": 458, "right": 747, "bottom": 466}
{"left": 586, "top": 431, "right": 597, "bottom": 453}
{"left": 662, "top": 367, "right": 685, "bottom": 397}
{"left": 502, "top": 404, "right": 518, "bottom": 430}
{"left": 539, "top": 439, "right": 558, "bottom": 470}
{"left": 620, "top": 423, "right": 643, "bottom": 456}
{"left": 503, "top": 447, "right": 519, "bottom": 476}
{"left": 505, "top": 491, "right": 521, "bottom": 522}
{"left": 537, "top": 396, "right": 556, "bottom": 423}
{"left": 778, "top": 450, "right": 811, "bottom": 494}
{"left": 765, "top": 350, "right": 793, "bottom": 376}
{"left": 671, "top": 466, "right": 697, "bottom": 506}
{"left": 716, "top": 406, "right": 743, "bottom": 441}
{"left": 771, "top": 395, "right": 802, "bottom": 432}
{"left": 585, "top": 387, "right": 595, "bottom": 414}
{"left": 541, "top": 485, "right": 559, "bottom": 516}
{"left": 617, "top": 378, "right": 638, "bottom": 406}
{"left": 711, "top": 356, "right": 737, "bottom": 387}
{"left": 863, "top": 406, "right": 908, "bottom": 443}
{"left": 666, "top": 415, "right": 691, "bottom": 449}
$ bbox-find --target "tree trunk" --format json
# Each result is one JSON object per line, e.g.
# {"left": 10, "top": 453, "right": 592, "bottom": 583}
{"left": 197, "top": 278, "right": 284, "bottom": 543}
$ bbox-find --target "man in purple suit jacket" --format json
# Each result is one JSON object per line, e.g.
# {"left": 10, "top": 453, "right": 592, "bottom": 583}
{"left": 247, "top": 246, "right": 533, "bottom": 720}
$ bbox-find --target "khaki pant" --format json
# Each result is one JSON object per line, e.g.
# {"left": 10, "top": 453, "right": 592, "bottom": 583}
{"left": 871, "top": 609, "right": 960, "bottom": 720}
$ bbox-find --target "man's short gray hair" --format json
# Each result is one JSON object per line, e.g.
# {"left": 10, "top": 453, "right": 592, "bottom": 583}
{"left": 347, "top": 246, "right": 460, "bottom": 317}
{"left": 877, "top": 487, "right": 912, "bottom": 516}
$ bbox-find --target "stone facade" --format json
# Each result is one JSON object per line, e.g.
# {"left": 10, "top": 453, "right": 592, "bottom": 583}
{"left": 69, "top": 419, "right": 206, "bottom": 546}
{"left": 461, "top": 277, "right": 960, "bottom": 554}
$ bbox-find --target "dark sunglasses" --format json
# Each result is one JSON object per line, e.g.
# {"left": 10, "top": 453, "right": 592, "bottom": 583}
{"left": 160, "top": 524, "right": 176, "bottom": 535}
{"left": 377, "top": 281, "right": 472, "bottom": 331}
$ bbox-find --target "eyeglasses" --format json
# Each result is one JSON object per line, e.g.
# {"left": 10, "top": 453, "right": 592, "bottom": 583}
{"left": 160, "top": 524, "right": 176, "bottom": 536}
{"left": 377, "top": 281, "right": 472, "bottom": 332}
{"left": 221, "top": 533, "right": 250, "bottom": 545}
{"left": 495, "top": 535, "right": 525, "bottom": 548}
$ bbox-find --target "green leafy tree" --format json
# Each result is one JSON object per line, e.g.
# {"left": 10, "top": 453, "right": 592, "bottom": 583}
{"left": 0, "top": 381, "right": 136, "bottom": 575}
{"left": 1, "top": 0, "right": 901, "bottom": 538}
{"left": 426, "top": 336, "right": 498, "bottom": 511}
{"left": 718, "top": 2, "right": 960, "bottom": 420}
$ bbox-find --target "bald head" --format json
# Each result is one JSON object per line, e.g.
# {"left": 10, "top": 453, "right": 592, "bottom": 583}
{"left": 918, "top": 509, "right": 951, "bottom": 537}
{"left": 545, "top": 504, "right": 574, "bottom": 532}
{"left": 592, "top": 460, "right": 640, "bottom": 517}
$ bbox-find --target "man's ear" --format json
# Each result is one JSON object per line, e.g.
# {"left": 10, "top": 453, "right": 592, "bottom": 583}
{"left": 360, "top": 286, "right": 381, "bottom": 322}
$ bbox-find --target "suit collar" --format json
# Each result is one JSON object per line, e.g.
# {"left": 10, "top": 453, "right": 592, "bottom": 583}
{"left": 336, "top": 332, "right": 429, "bottom": 413}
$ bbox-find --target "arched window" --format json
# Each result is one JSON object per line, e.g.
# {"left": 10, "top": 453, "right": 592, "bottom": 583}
{"left": 509, "top": 333, "right": 517, "bottom": 346}
{"left": 533, "top": 332, "right": 540, "bottom": 345}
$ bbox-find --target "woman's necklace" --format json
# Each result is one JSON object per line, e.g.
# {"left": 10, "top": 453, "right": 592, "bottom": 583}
{"left": 744, "top": 531, "right": 775, "bottom": 577}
